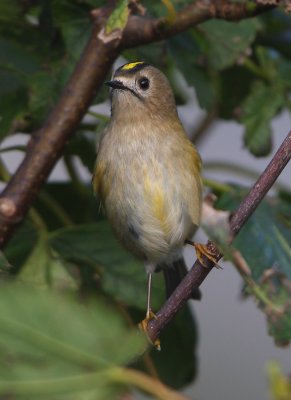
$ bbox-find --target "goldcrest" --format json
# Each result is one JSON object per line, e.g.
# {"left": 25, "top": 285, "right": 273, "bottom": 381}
{"left": 93, "top": 62, "right": 202, "bottom": 319}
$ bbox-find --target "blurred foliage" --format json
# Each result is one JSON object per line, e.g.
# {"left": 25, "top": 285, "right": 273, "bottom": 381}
{"left": 0, "top": 0, "right": 291, "bottom": 398}
{"left": 0, "top": 284, "right": 146, "bottom": 399}
{"left": 267, "top": 362, "right": 291, "bottom": 400}
{"left": 215, "top": 187, "right": 291, "bottom": 346}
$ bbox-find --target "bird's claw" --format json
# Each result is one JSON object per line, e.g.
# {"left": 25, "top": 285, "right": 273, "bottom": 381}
{"left": 186, "top": 241, "right": 221, "bottom": 269}
{"left": 138, "top": 309, "right": 161, "bottom": 351}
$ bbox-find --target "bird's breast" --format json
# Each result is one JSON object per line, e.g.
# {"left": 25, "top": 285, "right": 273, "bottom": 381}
{"left": 94, "top": 122, "right": 201, "bottom": 263}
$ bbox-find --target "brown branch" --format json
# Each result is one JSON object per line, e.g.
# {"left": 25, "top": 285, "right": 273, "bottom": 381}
{"left": 0, "top": 15, "right": 120, "bottom": 245}
{"left": 0, "top": 0, "right": 277, "bottom": 247}
{"left": 147, "top": 130, "right": 291, "bottom": 343}
{"left": 121, "top": 1, "right": 275, "bottom": 48}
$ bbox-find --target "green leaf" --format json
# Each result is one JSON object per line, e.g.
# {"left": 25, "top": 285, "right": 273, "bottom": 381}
{"left": 0, "top": 284, "right": 145, "bottom": 398}
{"left": 37, "top": 182, "right": 95, "bottom": 228}
{"left": 150, "top": 305, "right": 198, "bottom": 388}
{"left": 64, "top": 131, "right": 97, "bottom": 173}
{"left": 27, "top": 70, "right": 60, "bottom": 125}
{"left": 0, "top": 38, "right": 40, "bottom": 75}
{"left": 240, "top": 81, "right": 284, "bottom": 156}
{"left": 3, "top": 221, "right": 38, "bottom": 273}
{"left": 169, "top": 32, "right": 217, "bottom": 110}
{"left": 277, "top": 57, "right": 291, "bottom": 88}
{"left": 123, "top": 42, "right": 167, "bottom": 71}
{"left": 219, "top": 65, "right": 254, "bottom": 119}
{"left": 0, "top": 250, "right": 11, "bottom": 271}
{"left": 105, "top": 0, "right": 129, "bottom": 34}
{"left": 18, "top": 232, "right": 77, "bottom": 291}
{"left": 0, "top": 86, "right": 28, "bottom": 138}
{"left": 51, "top": 1, "right": 91, "bottom": 61}
{"left": 49, "top": 222, "right": 165, "bottom": 309}
{"left": 259, "top": 11, "right": 291, "bottom": 59}
{"left": 264, "top": 280, "right": 291, "bottom": 346}
{"left": 200, "top": 19, "right": 258, "bottom": 70}
{"left": 0, "top": 0, "right": 21, "bottom": 24}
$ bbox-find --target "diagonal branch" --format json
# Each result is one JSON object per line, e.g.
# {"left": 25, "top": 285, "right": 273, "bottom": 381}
{"left": 0, "top": 0, "right": 277, "bottom": 247}
{"left": 147, "top": 130, "right": 291, "bottom": 343}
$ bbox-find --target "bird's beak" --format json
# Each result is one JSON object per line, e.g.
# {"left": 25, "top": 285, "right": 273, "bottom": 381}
{"left": 105, "top": 80, "right": 127, "bottom": 90}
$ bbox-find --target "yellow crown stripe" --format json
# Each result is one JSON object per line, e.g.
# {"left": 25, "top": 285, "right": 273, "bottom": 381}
{"left": 121, "top": 62, "right": 145, "bottom": 71}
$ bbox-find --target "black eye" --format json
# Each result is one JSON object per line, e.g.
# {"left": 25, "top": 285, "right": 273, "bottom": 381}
{"left": 138, "top": 77, "right": 150, "bottom": 90}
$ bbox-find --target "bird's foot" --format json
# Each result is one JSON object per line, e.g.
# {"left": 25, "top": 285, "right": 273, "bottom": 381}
{"left": 186, "top": 240, "right": 221, "bottom": 269}
{"left": 138, "top": 309, "right": 161, "bottom": 351}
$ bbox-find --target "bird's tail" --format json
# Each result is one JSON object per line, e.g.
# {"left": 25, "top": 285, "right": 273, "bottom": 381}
{"left": 161, "top": 258, "right": 201, "bottom": 300}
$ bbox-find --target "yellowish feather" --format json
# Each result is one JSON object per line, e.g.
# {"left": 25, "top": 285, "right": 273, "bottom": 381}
{"left": 143, "top": 174, "right": 170, "bottom": 236}
{"left": 93, "top": 162, "right": 108, "bottom": 199}
{"left": 121, "top": 61, "right": 144, "bottom": 71}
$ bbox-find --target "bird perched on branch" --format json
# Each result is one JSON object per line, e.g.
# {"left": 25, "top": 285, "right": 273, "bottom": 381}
{"left": 93, "top": 61, "right": 206, "bottom": 347}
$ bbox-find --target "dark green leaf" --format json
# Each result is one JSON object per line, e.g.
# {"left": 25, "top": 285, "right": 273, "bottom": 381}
{"left": 169, "top": 32, "right": 217, "bottom": 110}
{"left": 123, "top": 42, "right": 167, "bottom": 70}
{"left": 277, "top": 57, "right": 291, "bottom": 88}
{"left": 259, "top": 10, "right": 291, "bottom": 59}
{"left": 52, "top": 1, "right": 91, "bottom": 61}
{"left": 27, "top": 70, "right": 60, "bottom": 125}
{"left": 199, "top": 19, "right": 259, "bottom": 70}
{"left": 37, "top": 182, "right": 97, "bottom": 228}
{"left": 0, "top": 250, "right": 11, "bottom": 271}
{"left": 219, "top": 66, "right": 254, "bottom": 119}
{"left": 150, "top": 305, "right": 198, "bottom": 388}
{"left": 0, "top": 37, "right": 40, "bottom": 74}
{"left": 0, "top": 86, "right": 28, "bottom": 138}
{"left": 65, "top": 131, "right": 97, "bottom": 173}
{"left": 3, "top": 221, "right": 38, "bottom": 273}
{"left": 49, "top": 222, "right": 165, "bottom": 309}
{"left": 0, "top": 0, "right": 21, "bottom": 24}
{"left": 240, "top": 81, "right": 284, "bottom": 156}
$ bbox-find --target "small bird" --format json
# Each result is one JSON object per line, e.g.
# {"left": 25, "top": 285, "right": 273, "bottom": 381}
{"left": 93, "top": 62, "right": 203, "bottom": 341}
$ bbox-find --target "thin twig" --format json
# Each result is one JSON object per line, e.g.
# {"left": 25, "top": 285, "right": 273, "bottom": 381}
{"left": 147, "top": 130, "right": 291, "bottom": 343}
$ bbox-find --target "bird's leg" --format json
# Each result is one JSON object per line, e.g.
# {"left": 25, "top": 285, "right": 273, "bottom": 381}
{"left": 185, "top": 240, "right": 221, "bottom": 269}
{"left": 146, "top": 271, "right": 153, "bottom": 319}
{"left": 138, "top": 272, "right": 161, "bottom": 350}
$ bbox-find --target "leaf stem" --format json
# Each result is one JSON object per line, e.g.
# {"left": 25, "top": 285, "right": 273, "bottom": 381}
{"left": 0, "top": 145, "right": 26, "bottom": 154}
{"left": 108, "top": 367, "right": 190, "bottom": 400}
{"left": 28, "top": 208, "right": 47, "bottom": 233}
{"left": 246, "top": 276, "right": 282, "bottom": 314}
{"left": 87, "top": 110, "right": 110, "bottom": 122}
{"left": 0, "top": 157, "right": 10, "bottom": 182}
{"left": 63, "top": 154, "right": 87, "bottom": 198}
{"left": 202, "top": 177, "right": 232, "bottom": 194}
{"left": 0, "top": 367, "right": 189, "bottom": 399}
{"left": 203, "top": 161, "right": 289, "bottom": 192}
{"left": 38, "top": 191, "right": 73, "bottom": 226}
{"left": 229, "top": 250, "right": 283, "bottom": 314}
{"left": 243, "top": 59, "right": 270, "bottom": 80}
